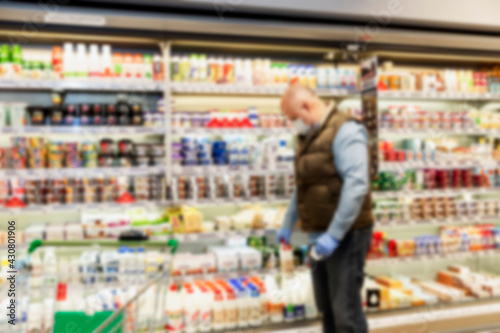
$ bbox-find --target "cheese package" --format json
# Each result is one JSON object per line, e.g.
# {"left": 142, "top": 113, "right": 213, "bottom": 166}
{"left": 167, "top": 205, "right": 203, "bottom": 233}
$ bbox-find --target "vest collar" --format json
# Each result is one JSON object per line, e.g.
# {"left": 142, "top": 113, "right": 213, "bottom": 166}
{"left": 298, "top": 103, "right": 337, "bottom": 156}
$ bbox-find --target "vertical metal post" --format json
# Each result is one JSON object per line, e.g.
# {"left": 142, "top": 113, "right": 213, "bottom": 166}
{"left": 161, "top": 41, "right": 173, "bottom": 189}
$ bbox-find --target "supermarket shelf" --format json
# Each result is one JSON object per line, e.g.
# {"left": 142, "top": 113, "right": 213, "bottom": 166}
{"left": 171, "top": 82, "right": 357, "bottom": 97}
{"left": 169, "top": 196, "right": 291, "bottom": 207}
{"left": 0, "top": 166, "right": 163, "bottom": 180}
{"left": 368, "top": 298, "right": 500, "bottom": 333}
{"left": 38, "top": 239, "right": 175, "bottom": 248}
{"left": 172, "top": 164, "right": 294, "bottom": 176}
{"left": 378, "top": 90, "right": 500, "bottom": 100}
{"left": 172, "top": 127, "right": 293, "bottom": 135}
{"left": 372, "top": 187, "right": 500, "bottom": 199}
{"left": 379, "top": 128, "right": 500, "bottom": 137}
{"left": 2, "top": 196, "right": 291, "bottom": 214}
{"left": 172, "top": 228, "right": 277, "bottom": 243}
{"left": 0, "top": 126, "right": 165, "bottom": 135}
{"left": 375, "top": 216, "right": 500, "bottom": 228}
{"left": 378, "top": 160, "right": 500, "bottom": 172}
{"left": 0, "top": 79, "right": 163, "bottom": 92}
{"left": 366, "top": 248, "right": 500, "bottom": 267}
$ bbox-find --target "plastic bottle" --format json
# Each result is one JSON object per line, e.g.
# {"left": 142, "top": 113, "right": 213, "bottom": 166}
{"left": 101, "top": 250, "right": 119, "bottom": 284}
{"left": 143, "top": 54, "right": 153, "bottom": 80}
{"left": 244, "top": 59, "right": 253, "bottom": 85}
{"left": 298, "top": 65, "right": 308, "bottom": 86}
{"left": 135, "top": 247, "right": 146, "bottom": 285}
{"left": 171, "top": 54, "right": 180, "bottom": 82}
{"left": 189, "top": 54, "right": 198, "bottom": 82}
{"left": 183, "top": 284, "right": 200, "bottom": 333}
{"left": 307, "top": 65, "right": 317, "bottom": 88}
{"left": 30, "top": 250, "right": 43, "bottom": 291}
{"left": 75, "top": 43, "right": 88, "bottom": 77}
{"left": 101, "top": 44, "right": 113, "bottom": 77}
{"left": 165, "top": 283, "right": 184, "bottom": 332}
{"left": 248, "top": 284, "right": 262, "bottom": 327}
{"left": 212, "top": 289, "right": 226, "bottom": 331}
{"left": 62, "top": 42, "right": 75, "bottom": 78}
{"left": 42, "top": 247, "right": 58, "bottom": 291}
{"left": 117, "top": 246, "right": 128, "bottom": 284}
{"left": 180, "top": 54, "right": 190, "bottom": 82}
{"left": 234, "top": 58, "right": 244, "bottom": 84}
{"left": 123, "top": 53, "right": 133, "bottom": 79}
{"left": 197, "top": 284, "right": 212, "bottom": 332}
{"left": 133, "top": 54, "right": 144, "bottom": 79}
{"left": 153, "top": 53, "right": 164, "bottom": 81}
{"left": 52, "top": 46, "right": 63, "bottom": 79}
{"left": 225, "top": 287, "right": 238, "bottom": 329}
{"left": 262, "top": 58, "right": 271, "bottom": 85}
{"left": 304, "top": 275, "right": 317, "bottom": 319}
{"left": 88, "top": 44, "right": 101, "bottom": 78}
{"left": 27, "top": 303, "right": 43, "bottom": 333}
{"left": 113, "top": 53, "right": 123, "bottom": 78}
{"left": 282, "top": 279, "right": 295, "bottom": 322}
{"left": 127, "top": 247, "right": 137, "bottom": 284}
{"left": 198, "top": 54, "right": 207, "bottom": 82}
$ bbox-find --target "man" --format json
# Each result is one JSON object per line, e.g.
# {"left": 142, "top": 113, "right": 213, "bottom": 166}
{"left": 278, "top": 84, "right": 373, "bottom": 333}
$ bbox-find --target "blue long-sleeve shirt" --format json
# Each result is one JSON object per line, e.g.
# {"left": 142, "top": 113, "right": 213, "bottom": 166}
{"left": 281, "top": 120, "right": 370, "bottom": 243}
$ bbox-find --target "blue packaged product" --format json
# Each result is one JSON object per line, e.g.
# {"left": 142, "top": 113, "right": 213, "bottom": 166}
{"left": 213, "top": 141, "right": 227, "bottom": 150}
{"left": 213, "top": 157, "right": 228, "bottom": 165}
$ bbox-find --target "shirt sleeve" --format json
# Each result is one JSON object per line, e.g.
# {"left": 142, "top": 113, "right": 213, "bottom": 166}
{"left": 281, "top": 187, "right": 299, "bottom": 230}
{"left": 327, "top": 121, "right": 370, "bottom": 240}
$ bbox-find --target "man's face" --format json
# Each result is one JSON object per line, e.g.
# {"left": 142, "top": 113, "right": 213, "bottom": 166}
{"left": 281, "top": 97, "right": 315, "bottom": 126}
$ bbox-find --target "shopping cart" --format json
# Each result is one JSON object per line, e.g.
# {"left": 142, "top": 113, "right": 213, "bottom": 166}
{"left": 27, "top": 238, "right": 178, "bottom": 333}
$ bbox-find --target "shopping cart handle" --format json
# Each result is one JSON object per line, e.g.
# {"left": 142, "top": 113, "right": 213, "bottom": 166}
{"left": 168, "top": 238, "right": 178, "bottom": 254}
{"left": 28, "top": 239, "right": 43, "bottom": 254}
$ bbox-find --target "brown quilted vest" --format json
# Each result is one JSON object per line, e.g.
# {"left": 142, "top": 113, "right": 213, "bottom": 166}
{"left": 294, "top": 108, "right": 374, "bottom": 232}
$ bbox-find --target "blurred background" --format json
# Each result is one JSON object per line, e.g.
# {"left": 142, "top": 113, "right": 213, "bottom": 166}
{"left": 1, "top": 1, "right": 500, "bottom": 332}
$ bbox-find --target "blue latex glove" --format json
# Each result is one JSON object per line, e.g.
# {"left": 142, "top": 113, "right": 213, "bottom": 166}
{"left": 315, "top": 233, "right": 339, "bottom": 258}
{"left": 277, "top": 228, "right": 292, "bottom": 245}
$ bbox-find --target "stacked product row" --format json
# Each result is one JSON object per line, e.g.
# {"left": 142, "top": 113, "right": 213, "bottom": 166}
{"left": 0, "top": 43, "right": 164, "bottom": 80}
{"left": 363, "top": 265, "right": 500, "bottom": 311}
{"left": 373, "top": 167, "right": 500, "bottom": 192}
{"left": 379, "top": 106, "right": 500, "bottom": 131}
{"left": 0, "top": 101, "right": 164, "bottom": 128}
{"left": 11, "top": 243, "right": 317, "bottom": 332}
{"left": 379, "top": 138, "right": 500, "bottom": 163}
{"left": 173, "top": 136, "right": 294, "bottom": 168}
{"left": 374, "top": 195, "right": 500, "bottom": 223}
{"left": 170, "top": 53, "right": 358, "bottom": 90}
{"left": 0, "top": 172, "right": 294, "bottom": 208}
{"left": 0, "top": 137, "right": 164, "bottom": 169}
{"left": 172, "top": 107, "right": 292, "bottom": 129}
{"left": 370, "top": 225, "right": 500, "bottom": 259}
{"left": 1, "top": 175, "right": 165, "bottom": 207}
{"left": 378, "top": 62, "right": 500, "bottom": 93}
{"left": 17, "top": 205, "right": 284, "bottom": 243}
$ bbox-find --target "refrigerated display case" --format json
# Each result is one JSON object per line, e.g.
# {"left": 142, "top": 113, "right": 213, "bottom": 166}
{"left": 1, "top": 2, "right": 500, "bottom": 332}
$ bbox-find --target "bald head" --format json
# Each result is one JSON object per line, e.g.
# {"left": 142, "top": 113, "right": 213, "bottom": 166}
{"left": 280, "top": 84, "right": 327, "bottom": 127}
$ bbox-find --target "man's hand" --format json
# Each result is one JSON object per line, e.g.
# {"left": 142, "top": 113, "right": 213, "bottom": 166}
{"left": 315, "top": 233, "right": 339, "bottom": 258}
{"left": 277, "top": 228, "right": 292, "bottom": 245}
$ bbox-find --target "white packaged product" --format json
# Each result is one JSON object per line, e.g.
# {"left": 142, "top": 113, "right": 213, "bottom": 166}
{"left": 24, "top": 224, "right": 46, "bottom": 244}
{"left": 165, "top": 284, "right": 184, "bottom": 333}
{"left": 64, "top": 223, "right": 84, "bottom": 240}
{"left": 236, "top": 247, "right": 262, "bottom": 271}
{"left": 45, "top": 225, "right": 65, "bottom": 241}
{"left": 27, "top": 303, "right": 43, "bottom": 333}
{"left": 183, "top": 284, "right": 200, "bottom": 333}
{"left": 197, "top": 284, "right": 213, "bottom": 332}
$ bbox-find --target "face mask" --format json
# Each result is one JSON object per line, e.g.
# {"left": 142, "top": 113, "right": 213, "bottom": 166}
{"left": 293, "top": 118, "right": 311, "bottom": 135}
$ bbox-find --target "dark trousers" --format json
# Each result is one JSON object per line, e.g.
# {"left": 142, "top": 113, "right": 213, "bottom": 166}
{"left": 311, "top": 226, "right": 372, "bottom": 333}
